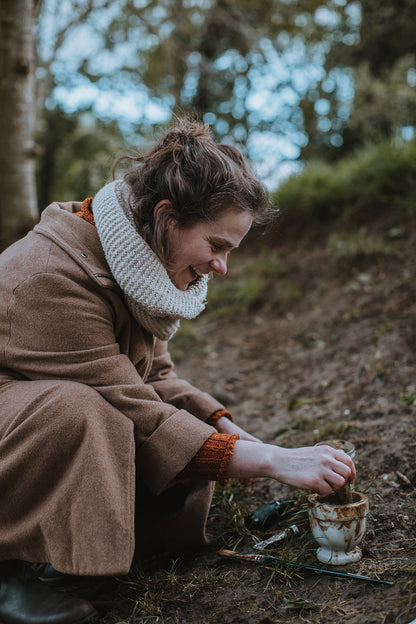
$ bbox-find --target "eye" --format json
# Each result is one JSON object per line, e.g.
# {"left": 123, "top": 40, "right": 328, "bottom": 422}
{"left": 211, "top": 243, "right": 222, "bottom": 252}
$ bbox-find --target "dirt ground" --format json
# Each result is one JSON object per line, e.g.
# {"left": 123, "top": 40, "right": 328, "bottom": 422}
{"left": 78, "top": 216, "right": 415, "bottom": 623}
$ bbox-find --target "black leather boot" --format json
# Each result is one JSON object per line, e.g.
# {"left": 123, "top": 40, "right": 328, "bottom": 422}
{"left": 0, "top": 560, "right": 97, "bottom": 624}
{"left": 31, "top": 563, "right": 75, "bottom": 587}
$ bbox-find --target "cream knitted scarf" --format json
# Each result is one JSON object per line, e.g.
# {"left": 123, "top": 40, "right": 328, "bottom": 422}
{"left": 92, "top": 180, "right": 209, "bottom": 341}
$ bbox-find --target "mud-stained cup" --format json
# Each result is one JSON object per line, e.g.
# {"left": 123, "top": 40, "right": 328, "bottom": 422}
{"left": 314, "top": 439, "right": 356, "bottom": 459}
{"left": 308, "top": 491, "right": 369, "bottom": 565}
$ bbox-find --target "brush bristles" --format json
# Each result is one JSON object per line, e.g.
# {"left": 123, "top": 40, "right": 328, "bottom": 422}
{"left": 218, "top": 550, "right": 237, "bottom": 557}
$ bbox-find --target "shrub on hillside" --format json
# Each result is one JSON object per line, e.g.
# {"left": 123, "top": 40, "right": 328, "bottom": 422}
{"left": 273, "top": 140, "right": 416, "bottom": 225}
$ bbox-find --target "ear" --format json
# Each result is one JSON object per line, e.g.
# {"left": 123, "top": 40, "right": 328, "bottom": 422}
{"left": 153, "top": 200, "right": 174, "bottom": 221}
{"left": 153, "top": 200, "right": 178, "bottom": 237}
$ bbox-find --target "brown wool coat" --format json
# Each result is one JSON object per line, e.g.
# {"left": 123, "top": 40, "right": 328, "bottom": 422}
{"left": 0, "top": 201, "right": 224, "bottom": 576}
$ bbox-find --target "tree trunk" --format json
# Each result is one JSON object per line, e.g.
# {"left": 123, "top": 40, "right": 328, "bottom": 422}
{"left": 0, "top": 0, "right": 38, "bottom": 251}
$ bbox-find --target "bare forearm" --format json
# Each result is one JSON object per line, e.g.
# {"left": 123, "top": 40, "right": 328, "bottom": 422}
{"left": 215, "top": 416, "right": 262, "bottom": 443}
{"left": 225, "top": 440, "right": 273, "bottom": 478}
{"left": 225, "top": 440, "right": 356, "bottom": 497}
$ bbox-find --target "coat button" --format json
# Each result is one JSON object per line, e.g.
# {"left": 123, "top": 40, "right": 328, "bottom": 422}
{"left": 81, "top": 252, "right": 87, "bottom": 258}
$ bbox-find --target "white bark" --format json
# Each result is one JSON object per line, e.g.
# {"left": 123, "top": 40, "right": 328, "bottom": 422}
{"left": 0, "top": 0, "right": 38, "bottom": 250}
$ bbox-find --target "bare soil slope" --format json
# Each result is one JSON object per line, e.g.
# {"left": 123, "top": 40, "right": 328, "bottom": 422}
{"left": 167, "top": 219, "right": 416, "bottom": 624}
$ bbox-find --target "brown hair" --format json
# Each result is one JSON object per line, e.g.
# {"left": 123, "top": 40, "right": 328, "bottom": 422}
{"left": 113, "top": 119, "right": 269, "bottom": 264}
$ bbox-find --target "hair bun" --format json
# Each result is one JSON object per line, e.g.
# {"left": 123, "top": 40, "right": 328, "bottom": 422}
{"left": 177, "top": 131, "right": 189, "bottom": 143}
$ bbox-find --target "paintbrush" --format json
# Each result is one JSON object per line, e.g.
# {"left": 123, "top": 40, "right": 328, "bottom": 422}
{"left": 253, "top": 524, "right": 299, "bottom": 551}
{"left": 218, "top": 550, "right": 393, "bottom": 585}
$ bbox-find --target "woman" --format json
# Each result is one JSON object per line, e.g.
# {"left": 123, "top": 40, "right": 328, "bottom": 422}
{"left": 0, "top": 121, "right": 355, "bottom": 624}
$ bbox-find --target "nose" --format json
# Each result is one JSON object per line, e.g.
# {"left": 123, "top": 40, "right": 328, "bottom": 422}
{"left": 209, "top": 254, "right": 227, "bottom": 276}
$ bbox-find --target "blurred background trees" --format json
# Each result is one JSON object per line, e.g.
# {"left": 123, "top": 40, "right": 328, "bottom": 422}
{"left": 1, "top": 0, "right": 415, "bottom": 248}
{"left": 0, "top": 0, "right": 39, "bottom": 249}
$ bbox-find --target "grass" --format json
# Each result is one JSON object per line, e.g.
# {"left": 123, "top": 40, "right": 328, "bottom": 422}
{"left": 399, "top": 390, "right": 416, "bottom": 407}
{"left": 113, "top": 483, "right": 318, "bottom": 623}
{"left": 204, "top": 252, "right": 281, "bottom": 318}
{"left": 393, "top": 575, "right": 416, "bottom": 623}
{"left": 107, "top": 461, "right": 405, "bottom": 624}
{"left": 311, "top": 417, "right": 351, "bottom": 443}
{"left": 169, "top": 248, "right": 298, "bottom": 361}
{"left": 209, "top": 481, "right": 253, "bottom": 550}
{"left": 327, "top": 230, "right": 398, "bottom": 263}
{"left": 115, "top": 559, "right": 218, "bottom": 623}
{"left": 167, "top": 320, "right": 200, "bottom": 363}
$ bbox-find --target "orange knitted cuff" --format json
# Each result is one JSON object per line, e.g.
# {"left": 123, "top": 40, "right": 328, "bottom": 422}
{"left": 183, "top": 433, "right": 239, "bottom": 486}
{"left": 75, "top": 197, "right": 95, "bottom": 225}
{"left": 207, "top": 409, "right": 233, "bottom": 427}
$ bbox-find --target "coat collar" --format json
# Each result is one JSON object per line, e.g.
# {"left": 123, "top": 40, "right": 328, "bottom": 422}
{"left": 34, "top": 201, "right": 118, "bottom": 289}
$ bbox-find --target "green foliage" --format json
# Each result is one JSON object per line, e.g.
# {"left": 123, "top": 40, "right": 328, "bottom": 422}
{"left": 167, "top": 321, "right": 201, "bottom": 364}
{"left": 399, "top": 391, "right": 416, "bottom": 407}
{"left": 274, "top": 139, "right": 416, "bottom": 225}
{"left": 300, "top": 0, "right": 416, "bottom": 160}
{"left": 205, "top": 253, "right": 280, "bottom": 318}
{"left": 169, "top": 251, "right": 300, "bottom": 327}
{"left": 210, "top": 482, "right": 253, "bottom": 550}
{"left": 354, "top": 0, "right": 416, "bottom": 75}
{"left": 347, "top": 56, "right": 416, "bottom": 146}
{"left": 35, "top": 0, "right": 416, "bottom": 186}
{"left": 116, "top": 558, "right": 206, "bottom": 623}
{"left": 327, "top": 231, "right": 397, "bottom": 262}
{"left": 286, "top": 397, "right": 320, "bottom": 411}
{"left": 206, "top": 275, "right": 264, "bottom": 318}
{"left": 36, "top": 106, "right": 125, "bottom": 209}
{"left": 342, "top": 272, "right": 372, "bottom": 293}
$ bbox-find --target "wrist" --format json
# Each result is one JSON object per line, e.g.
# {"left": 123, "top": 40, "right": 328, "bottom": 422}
{"left": 262, "top": 444, "right": 285, "bottom": 480}
{"left": 226, "top": 440, "right": 277, "bottom": 480}
{"left": 215, "top": 416, "right": 235, "bottom": 434}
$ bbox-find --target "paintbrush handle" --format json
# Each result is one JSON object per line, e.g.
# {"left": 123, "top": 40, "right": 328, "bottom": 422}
{"left": 218, "top": 550, "right": 393, "bottom": 585}
{"left": 259, "top": 554, "right": 392, "bottom": 585}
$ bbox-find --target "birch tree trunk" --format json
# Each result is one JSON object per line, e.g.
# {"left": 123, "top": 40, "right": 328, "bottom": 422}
{"left": 0, "top": 0, "right": 38, "bottom": 251}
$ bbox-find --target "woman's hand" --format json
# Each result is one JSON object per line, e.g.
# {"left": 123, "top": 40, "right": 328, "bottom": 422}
{"left": 225, "top": 441, "right": 356, "bottom": 497}
{"left": 268, "top": 444, "right": 356, "bottom": 496}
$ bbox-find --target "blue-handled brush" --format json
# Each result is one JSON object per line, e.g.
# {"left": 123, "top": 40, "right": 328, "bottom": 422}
{"left": 218, "top": 549, "right": 393, "bottom": 585}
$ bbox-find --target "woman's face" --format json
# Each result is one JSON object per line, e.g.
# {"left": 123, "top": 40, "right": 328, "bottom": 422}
{"left": 164, "top": 207, "right": 253, "bottom": 291}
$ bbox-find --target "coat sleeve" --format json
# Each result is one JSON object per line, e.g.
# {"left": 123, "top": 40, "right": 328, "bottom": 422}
{"left": 4, "top": 271, "right": 216, "bottom": 494}
{"left": 146, "top": 339, "right": 225, "bottom": 421}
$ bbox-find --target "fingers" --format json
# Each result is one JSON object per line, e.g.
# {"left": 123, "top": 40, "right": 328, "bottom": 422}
{"left": 312, "top": 446, "right": 356, "bottom": 495}
{"left": 312, "top": 469, "right": 346, "bottom": 497}
{"left": 333, "top": 449, "right": 356, "bottom": 483}
{"left": 313, "top": 472, "right": 348, "bottom": 497}
{"left": 270, "top": 445, "right": 356, "bottom": 496}
{"left": 320, "top": 446, "right": 356, "bottom": 480}
{"left": 316, "top": 480, "right": 337, "bottom": 497}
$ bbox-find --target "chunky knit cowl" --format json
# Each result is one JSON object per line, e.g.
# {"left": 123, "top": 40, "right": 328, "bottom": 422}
{"left": 92, "top": 180, "right": 208, "bottom": 341}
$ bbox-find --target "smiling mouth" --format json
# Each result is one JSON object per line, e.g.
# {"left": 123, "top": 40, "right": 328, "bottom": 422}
{"left": 188, "top": 265, "right": 203, "bottom": 288}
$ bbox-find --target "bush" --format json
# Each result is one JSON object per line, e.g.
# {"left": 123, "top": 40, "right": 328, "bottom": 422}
{"left": 273, "top": 140, "right": 416, "bottom": 226}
